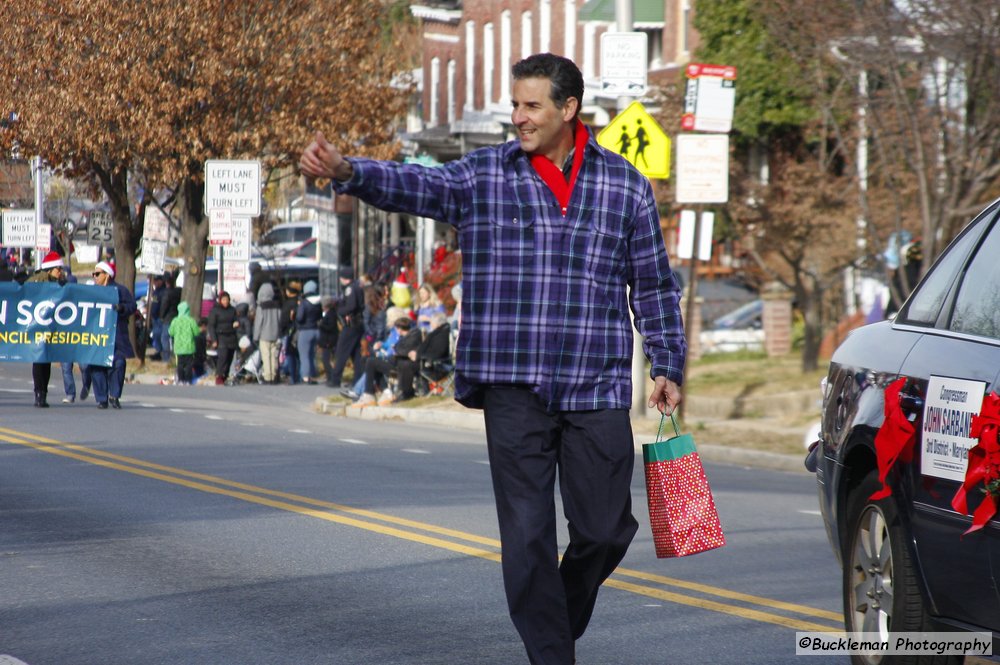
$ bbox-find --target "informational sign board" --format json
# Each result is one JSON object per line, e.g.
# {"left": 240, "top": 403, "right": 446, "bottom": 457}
{"left": 35, "top": 223, "right": 51, "bottom": 254}
{"left": 2, "top": 209, "right": 37, "bottom": 248}
{"left": 600, "top": 32, "right": 648, "bottom": 97}
{"left": 209, "top": 208, "right": 234, "bottom": 246}
{"left": 682, "top": 63, "right": 737, "bottom": 133}
{"left": 222, "top": 260, "right": 248, "bottom": 299}
{"left": 138, "top": 239, "right": 167, "bottom": 276}
{"left": 221, "top": 216, "right": 251, "bottom": 263}
{"left": 921, "top": 375, "right": 986, "bottom": 482}
{"left": 87, "top": 211, "right": 114, "bottom": 245}
{"left": 677, "top": 210, "right": 715, "bottom": 260}
{"left": 143, "top": 207, "right": 170, "bottom": 243}
{"left": 675, "top": 134, "right": 730, "bottom": 203}
{"left": 596, "top": 102, "right": 670, "bottom": 179}
{"left": 204, "top": 160, "right": 261, "bottom": 217}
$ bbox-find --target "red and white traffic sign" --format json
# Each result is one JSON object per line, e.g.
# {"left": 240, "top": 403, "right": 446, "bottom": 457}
{"left": 208, "top": 208, "right": 233, "bottom": 246}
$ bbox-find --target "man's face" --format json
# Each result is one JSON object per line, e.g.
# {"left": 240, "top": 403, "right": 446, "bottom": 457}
{"left": 511, "top": 77, "right": 577, "bottom": 161}
{"left": 92, "top": 270, "right": 110, "bottom": 286}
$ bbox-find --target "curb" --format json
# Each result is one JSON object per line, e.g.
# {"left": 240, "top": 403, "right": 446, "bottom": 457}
{"left": 313, "top": 398, "right": 808, "bottom": 473}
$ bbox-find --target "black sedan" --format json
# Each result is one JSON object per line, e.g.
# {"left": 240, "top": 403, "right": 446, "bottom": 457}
{"left": 811, "top": 198, "right": 1000, "bottom": 664}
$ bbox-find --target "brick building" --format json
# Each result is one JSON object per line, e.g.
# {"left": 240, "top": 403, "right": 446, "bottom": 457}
{"left": 408, "top": 0, "right": 699, "bottom": 160}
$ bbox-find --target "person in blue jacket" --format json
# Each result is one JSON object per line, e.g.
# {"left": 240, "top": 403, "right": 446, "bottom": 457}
{"left": 89, "top": 261, "right": 136, "bottom": 409}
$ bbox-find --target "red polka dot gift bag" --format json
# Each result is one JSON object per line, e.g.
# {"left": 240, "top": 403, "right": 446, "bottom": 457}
{"left": 643, "top": 414, "right": 726, "bottom": 558}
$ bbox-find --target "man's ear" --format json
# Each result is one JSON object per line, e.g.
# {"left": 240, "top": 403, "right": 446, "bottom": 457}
{"left": 562, "top": 96, "right": 580, "bottom": 122}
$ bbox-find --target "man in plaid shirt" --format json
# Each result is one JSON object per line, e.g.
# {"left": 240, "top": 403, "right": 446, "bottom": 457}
{"left": 301, "top": 53, "right": 686, "bottom": 665}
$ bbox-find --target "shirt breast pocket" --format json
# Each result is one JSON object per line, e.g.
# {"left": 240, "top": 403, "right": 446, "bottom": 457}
{"left": 489, "top": 210, "right": 536, "bottom": 271}
{"left": 584, "top": 225, "right": 626, "bottom": 285}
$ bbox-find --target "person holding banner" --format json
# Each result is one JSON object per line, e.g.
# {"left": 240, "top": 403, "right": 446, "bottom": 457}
{"left": 27, "top": 251, "right": 68, "bottom": 407}
{"left": 89, "top": 261, "right": 136, "bottom": 409}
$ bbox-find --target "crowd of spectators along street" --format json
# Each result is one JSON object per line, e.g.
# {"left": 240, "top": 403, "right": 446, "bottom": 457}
{"left": 1, "top": 244, "right": 456, "bottom": 407}
{"left": 144, "top": 262, "right": 458, "bottom": 405}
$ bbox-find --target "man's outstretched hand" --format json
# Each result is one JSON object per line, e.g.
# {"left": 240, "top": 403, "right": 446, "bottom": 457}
{"left": 299, "top": 131, "right": 353, "bottom": 182}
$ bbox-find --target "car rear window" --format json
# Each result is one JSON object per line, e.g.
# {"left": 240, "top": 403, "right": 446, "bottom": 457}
{"left": 897, "top": 211, "right": 992, "bottom": 326}
{"left": 949, "top": 215, "right": 1000, "bottom": 338}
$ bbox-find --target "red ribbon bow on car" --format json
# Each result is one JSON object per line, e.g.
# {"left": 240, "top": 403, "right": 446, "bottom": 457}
{"left": 951, "top": 391, "right": 1000, "bottom": 535}
{"left": 870, "top": 377, "right": 918, "bottom": 500}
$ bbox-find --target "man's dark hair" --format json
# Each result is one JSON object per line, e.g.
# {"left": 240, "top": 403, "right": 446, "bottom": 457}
{"left": 512, "top": 53, "right": 584, "bottom": 118}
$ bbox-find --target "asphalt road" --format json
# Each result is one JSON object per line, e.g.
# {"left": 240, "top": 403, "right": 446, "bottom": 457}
{"left": 0, "top": 365, "right": 845, "bottom": 664}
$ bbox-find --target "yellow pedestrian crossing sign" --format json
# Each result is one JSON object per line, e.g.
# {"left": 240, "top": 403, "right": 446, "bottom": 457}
{"left": 596, "top": 101, "right": 671, "bottom": 179}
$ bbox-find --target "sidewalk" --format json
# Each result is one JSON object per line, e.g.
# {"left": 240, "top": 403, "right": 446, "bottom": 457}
{"left": 313, "top": 397, "right": 810, "bottom": 474}
{"left": 127, "top": 368, "right": 811, "bottom": 474}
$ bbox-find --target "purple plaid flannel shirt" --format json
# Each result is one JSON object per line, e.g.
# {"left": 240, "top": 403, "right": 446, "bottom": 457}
{"left": 335, "top": 129, "right": 686, "bottom": 411}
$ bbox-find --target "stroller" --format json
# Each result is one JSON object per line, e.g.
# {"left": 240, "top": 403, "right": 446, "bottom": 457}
{"left": 226, "top": 336, "right": 264, "bottom": 385}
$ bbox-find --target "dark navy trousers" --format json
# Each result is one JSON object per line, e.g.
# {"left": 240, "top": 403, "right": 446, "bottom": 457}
{"left": 482, "top": 386, "right": 639, "bottom": 665}
{"left": 90, "top": 354, "right": 126, "bottom": 404}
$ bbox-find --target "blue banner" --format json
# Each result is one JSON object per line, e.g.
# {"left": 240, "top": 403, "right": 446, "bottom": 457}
{"left": 0, "top": 282, "right": 119, "bottom": 366}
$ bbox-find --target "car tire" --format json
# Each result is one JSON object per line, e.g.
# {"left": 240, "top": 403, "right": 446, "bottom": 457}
{"left": 841, "top": 471, "right": 964, "bottom": 665}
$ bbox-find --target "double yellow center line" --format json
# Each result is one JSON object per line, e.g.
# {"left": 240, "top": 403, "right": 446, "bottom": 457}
{"left": 0, "top": 426, "right": 842, "bottom": 632}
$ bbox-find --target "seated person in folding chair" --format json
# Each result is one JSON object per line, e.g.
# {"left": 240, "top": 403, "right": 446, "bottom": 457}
{"left": 416, "top": 312, "right": 452, "bottom": 395}
{"left": 353, "top": 317, "right": 422, "bottom": 407}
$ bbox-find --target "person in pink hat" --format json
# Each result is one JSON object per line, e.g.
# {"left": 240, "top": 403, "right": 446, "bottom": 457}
{"left": 88, "top": 260, "right": 136, "bottom": 409}
{"left": 26, "top": 251, "right": 67, "bottom": 407}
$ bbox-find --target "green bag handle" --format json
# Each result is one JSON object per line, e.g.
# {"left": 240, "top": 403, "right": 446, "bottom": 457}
{"left": 645, "top": 413, "right": 697, "bottom": 463}
{"left": 655, "top": 412, "right": 682, "bottom": 442}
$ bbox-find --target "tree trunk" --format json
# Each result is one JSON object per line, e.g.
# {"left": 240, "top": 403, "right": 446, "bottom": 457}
{"left": 799, "top": 283, "right": 823, "bottom": 373}
{"left": 102, "top": 167, "right": 144, "bottom": 367}
{"left": 177, "top": 177, "right": 209, "bottom": 319}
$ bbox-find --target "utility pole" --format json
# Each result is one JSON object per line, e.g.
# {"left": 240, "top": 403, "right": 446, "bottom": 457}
{"left": 32, "top": 156, "right": 44, "bottom": 270}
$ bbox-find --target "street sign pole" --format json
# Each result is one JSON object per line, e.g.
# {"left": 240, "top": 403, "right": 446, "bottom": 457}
{"left": 32, "top": 157, "right": 44, "bottom": 270}
{"left": 679, "top": 204, "right": 705, "bottom": 421}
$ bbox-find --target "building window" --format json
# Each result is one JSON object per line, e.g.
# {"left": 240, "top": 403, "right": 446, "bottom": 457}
{"left": 447, "top": 59, "right": 457, "bottom": 124}
{"left": 564, "top": 0, "right": 576, "bottom": 59}
{"left": 539, "top": 0, "right": 550, "bottom": 54}
{"left": 682, "top": 0, "right": 691, "bottom": 56}
{"left": 583, "top": 23, "right": 597, "bottom": 78}
{"left": 484, "top": 22, "right": 495, "bottom": 106}
{"left": 501, "top": 11, "right": 512, "bottom": 103}
{"left": 465, "top": 21, "right": 476, "bottom": 110}
{"left": 521, "top": 11, "right": 533, "bottom": 58}
{"left": 430, "top": 56, "right": 440, "bottom": 127}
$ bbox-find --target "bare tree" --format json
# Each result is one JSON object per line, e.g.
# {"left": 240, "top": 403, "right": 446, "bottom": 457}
{"left": 0, "top": 0, "right": 411, "bottom": 313}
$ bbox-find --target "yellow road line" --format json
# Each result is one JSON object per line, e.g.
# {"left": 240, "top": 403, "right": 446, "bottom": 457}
{"left": 604, "top": 578, "right": 840, "bottom": 632}
{"left": 612, "top": 568, "right": 843, "bottom": 623}
{"left": 0, "top": 427, "right": 842, "bottom": 630}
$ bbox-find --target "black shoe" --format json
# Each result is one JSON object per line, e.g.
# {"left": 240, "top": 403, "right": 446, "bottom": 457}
{"left": 34, "top": 391, "right": 49, "bottom": 408}
{"left": 109, "top": 397, "right": 121, "bottom": 409}
{"left": 80, "top": 387, "right": 89, "bottom": 401}
{"left": 97, "top": 402, "right": 109, "bottom": 409}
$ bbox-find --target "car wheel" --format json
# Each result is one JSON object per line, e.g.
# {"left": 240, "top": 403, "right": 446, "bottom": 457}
{"left": 842, "top": 471, "right": 964, "bottom": 665}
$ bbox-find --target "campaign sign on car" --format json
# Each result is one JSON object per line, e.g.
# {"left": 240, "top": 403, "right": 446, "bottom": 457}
{"left": 921, "top": 375, "right": 986, "bottom": 482}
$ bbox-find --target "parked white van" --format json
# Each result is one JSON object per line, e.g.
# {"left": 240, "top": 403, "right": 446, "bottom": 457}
{"left": 256, "top": 222, "right": 318, "bottom": 257}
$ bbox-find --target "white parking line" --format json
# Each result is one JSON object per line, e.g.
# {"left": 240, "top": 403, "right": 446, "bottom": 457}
{"left": 289, "top": 429, "right": 311, "bottom": 434}
{"left": 402, "top": 448, "right": 431, "bottom": 455}
{"left": 139, "top": 403, "right": 156, "bottom": 408}
{"left": 798, "top": 510, "right": 822, "bottom": 516}
{"left": 339, "top": 438, "right": 368, "bottom": 445}
{"left": 169, "top": 408, "right": 185, "bottom": 413}
{"left": 205, "top": 415, "right": 224, "bottom": 420}
{"left": 475, "top": 460, "right": 491, "bottom": 465}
